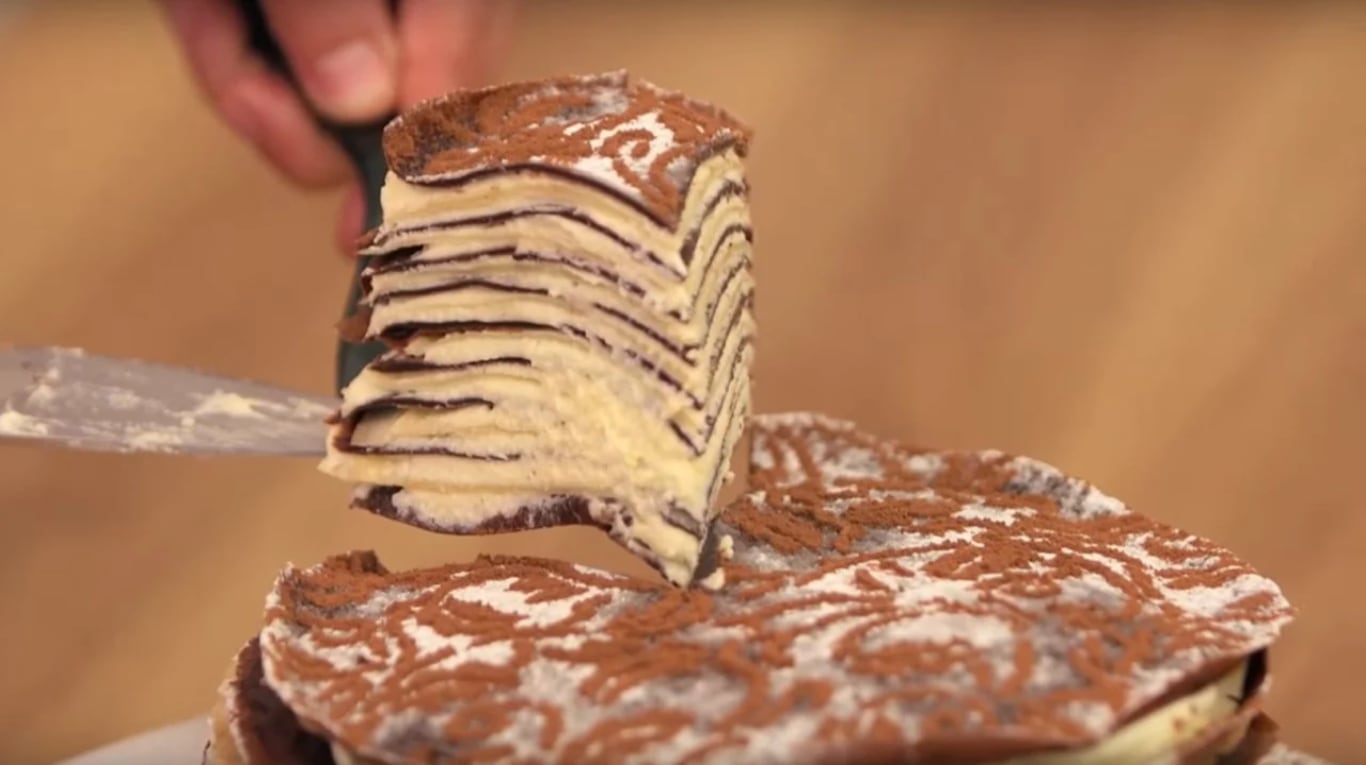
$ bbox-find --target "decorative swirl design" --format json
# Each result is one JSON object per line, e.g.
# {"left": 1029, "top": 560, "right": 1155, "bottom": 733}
{"left": 381, "top": 71, "right": 752, "bottom": 226}
{"left": 259, "top": 412, "right": 1293, "bottom": 764}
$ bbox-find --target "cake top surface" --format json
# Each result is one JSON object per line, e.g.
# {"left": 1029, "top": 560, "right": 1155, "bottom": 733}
{"left": 259, "top": 413, "right": 1292, "bottom": 764}
{"left": 381, "top": 70, "right": 752, "bottom": 225}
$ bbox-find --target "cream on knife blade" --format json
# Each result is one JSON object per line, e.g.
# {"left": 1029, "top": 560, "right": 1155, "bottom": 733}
{"left": 0, "top": 346, "right": 332, "bottom": 456}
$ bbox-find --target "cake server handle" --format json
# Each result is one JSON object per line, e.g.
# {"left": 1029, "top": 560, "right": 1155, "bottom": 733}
{"left": 233, "top": 0, "right": 396, "bottom": 395}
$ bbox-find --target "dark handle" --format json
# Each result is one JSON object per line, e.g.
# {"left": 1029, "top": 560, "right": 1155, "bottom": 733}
{"left": 235, "top": 0, "right": 393, "bottom": 394}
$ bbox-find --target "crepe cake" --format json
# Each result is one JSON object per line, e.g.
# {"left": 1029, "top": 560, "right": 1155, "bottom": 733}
{"left": 209, "top": 413, "right": 1297, "bottom": 765}
{"left": 204, "top": 643, "right": 1318, "bottom": 765}
{"left": 318, "top": 71, "right": 755, "bottom": 589}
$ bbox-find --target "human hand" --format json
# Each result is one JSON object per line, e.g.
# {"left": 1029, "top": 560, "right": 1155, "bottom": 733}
{"left": 158, "top": 0, "right": 513, "bottom": 253}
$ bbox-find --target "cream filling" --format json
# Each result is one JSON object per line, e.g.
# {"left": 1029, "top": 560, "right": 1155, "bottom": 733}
{"left": 362, "top": 237, "right": 753, "bottom": 412}
{"left": 369, "top": 150, "right": 749, "bottom": 292}
{"left": 340, "top": 295, "right": 754, "bottom": 440}
{"left": 322, "top": 349, "right": 751, "bottom": 511}
{"left": 330, "top": 743, "right": 380, "bottom": 765}
{"left": 366, "top": 217, "right": 751, "bottom": 324}
{"left": 1000, "top": 660, "right": 1252, "bottom": 765}
{"left": 351, "top": 383, "right": 749, "bottom": 587}
{"left": 364, "top": 201, "right": 751, "bottom": 339}
{"left": 323, "top": 354, "right": 751, "bottom": 585}
{"left": 337, "top": 337, "right": 752, "bottom": 459}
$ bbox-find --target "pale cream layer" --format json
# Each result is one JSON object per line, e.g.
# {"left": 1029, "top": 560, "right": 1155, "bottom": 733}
{"left": 365, "top": 179, "right": 749, "bottom": 316}
{"left": 346, "top": 386, "right": 749, "bottom": 586}
{"left": 322, "top": 363, "right": 750, "bottom": 585}
{"left": 339, "top": 356, "right": 752, "bottom": 495}
{"left": 364, "top": 202, "right": 750, "bottom": 347}
{"left": 338, "top": 288, "right": 753, "bottom": 441}
{"left": 361, "top": 241, "right": 751, "bottom": 410}
{"left": 367, "top": 150, "right": 748, "bottom": 295}
{"left": 1000, "top": 659, "right": 1253, "bottom": 765}
{"left": 322, "top": 347, "right": 751, "bottom": 522}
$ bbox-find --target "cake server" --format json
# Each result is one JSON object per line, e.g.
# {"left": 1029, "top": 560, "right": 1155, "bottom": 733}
{"left": 0, "top": 346, "right": 332, "bottom": 456}
{"left": 235, "top": 0, "right": 394, "bottom": 393}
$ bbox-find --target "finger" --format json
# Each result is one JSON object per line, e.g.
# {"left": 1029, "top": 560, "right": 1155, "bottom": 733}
{"left": 396, "top": 0, "right": 516, "bottom": 106}
{"left": 336, "top": 182, "right": 366, "bottom": 257}
{"left": 260, "top": 0, "right": 399, "bottom": 122}
{"left": 158, "top": 0, "right": 351, "bottom": 187}
{"left": 222, "top": 72, "right": 354, "bottom": 187}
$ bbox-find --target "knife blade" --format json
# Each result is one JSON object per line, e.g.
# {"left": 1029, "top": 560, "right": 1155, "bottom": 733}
{"left": 0, "top": 346, "right": 333, "bottom": 456}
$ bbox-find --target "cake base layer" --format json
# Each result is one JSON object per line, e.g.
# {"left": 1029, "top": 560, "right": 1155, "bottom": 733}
{"left": 209, "top": 608, "right": 1281, "bottom": 765}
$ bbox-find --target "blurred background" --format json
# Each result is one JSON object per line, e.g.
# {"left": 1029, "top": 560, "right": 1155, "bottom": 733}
{"left": 1, "top": 1, "right": 1363, "bottom": 762}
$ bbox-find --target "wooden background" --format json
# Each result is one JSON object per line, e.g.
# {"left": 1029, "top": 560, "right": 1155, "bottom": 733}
{"left": 2, "top": 2, "right": 1362, "bottom": 763}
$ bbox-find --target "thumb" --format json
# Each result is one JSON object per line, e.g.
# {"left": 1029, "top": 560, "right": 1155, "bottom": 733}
{"left": 260, "top": 0, "right": 399, "bottom": 122}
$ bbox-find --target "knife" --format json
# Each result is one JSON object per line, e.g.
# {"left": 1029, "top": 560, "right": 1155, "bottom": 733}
{"left": 0, "top": 6, "right": 400, "bottom": 456}
{"left": 0, "top": 346, "right": 332, "bottom": 456}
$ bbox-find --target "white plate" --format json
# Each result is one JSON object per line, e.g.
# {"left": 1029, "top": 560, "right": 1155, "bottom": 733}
{"left": 55, "top": 718, "right": 1332, "bottom": 765}
{"left": 57, "top": 718, "right": 206, "bottom": 765}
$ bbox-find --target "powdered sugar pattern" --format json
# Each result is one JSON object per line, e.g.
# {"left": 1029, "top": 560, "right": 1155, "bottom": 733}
{"left": 379, "top": 71, "right": 751, "bottom": 225}
{"left": 259, "top": 413, "right": 1293, "bottom": 764}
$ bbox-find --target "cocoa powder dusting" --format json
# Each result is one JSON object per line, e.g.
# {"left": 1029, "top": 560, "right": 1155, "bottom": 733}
{"left": 258, "top": 412, "right": 1293, "bottom": 765}
{"left": 381, "top": 71, "right": 752, "bottom": 226}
